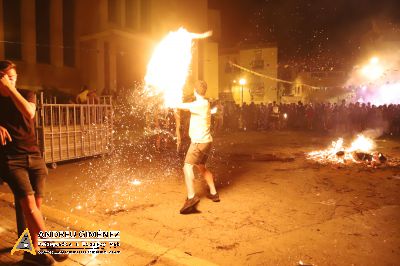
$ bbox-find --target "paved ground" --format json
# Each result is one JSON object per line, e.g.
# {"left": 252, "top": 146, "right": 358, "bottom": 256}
{"left": 1, "top": 130, "right": 400, "bottom": 265}
{"left": 0, "top": 196, "right": 173, "bottom": 266}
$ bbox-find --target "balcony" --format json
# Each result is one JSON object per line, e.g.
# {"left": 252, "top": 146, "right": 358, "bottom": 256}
{"left": 251, "top": 60, "right": 264, "bottom": 69}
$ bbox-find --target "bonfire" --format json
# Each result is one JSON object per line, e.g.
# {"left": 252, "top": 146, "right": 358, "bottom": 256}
{"left": 306, "top": 134, "right": 388, "bottom": 166}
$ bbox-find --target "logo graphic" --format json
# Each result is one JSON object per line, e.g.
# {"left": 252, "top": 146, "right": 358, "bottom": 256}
{"left": 11, "top": 228, "right": 36, "bottom": 255}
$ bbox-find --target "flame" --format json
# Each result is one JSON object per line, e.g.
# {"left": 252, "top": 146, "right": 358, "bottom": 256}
{"left": 129, "top": 179, "right": 141, "bottom": 186}
{"left": 307, "top": 134, "right": 375, "bottom": 164}
{"left": 144, "top": 28, "right": 211, "bottom": 107}
{"left": 361, "top": 56, "right": 384, "bottom": 81}
{"left": 307, "top": 138, "right": 345, "bottom": 163}
{"left": 348, "top": 134, "right": 374, "bottom": 152}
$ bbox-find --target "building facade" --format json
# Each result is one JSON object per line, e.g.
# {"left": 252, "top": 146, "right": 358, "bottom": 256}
{"left": 219, "top": 43, "right": 278, "bottom": 105}
{"left": 0, "top": 0, "right": 80, "bottom": 92}
{"left": 282, "top": 70, "right": 348, "bottom": 103}
{"left": 0, "top": 0, "right": 219, "bottom": 98}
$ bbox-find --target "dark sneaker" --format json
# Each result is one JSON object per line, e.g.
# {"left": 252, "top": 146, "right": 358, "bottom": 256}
{"left": 23, "top": 252, "right": 55, "bottom": 266}
{"left": 180, "top": 195, "right": 200, "bottom": 214}
{"left": 207, "top": 192, "right": 220, "bottom": 202}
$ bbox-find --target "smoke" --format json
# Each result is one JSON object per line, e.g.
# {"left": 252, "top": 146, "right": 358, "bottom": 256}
{"left": 361, "top": 128, "right": 385, "bottom": 139}
{"left": 346, "top": 45, "right": 400, "bottom": 105}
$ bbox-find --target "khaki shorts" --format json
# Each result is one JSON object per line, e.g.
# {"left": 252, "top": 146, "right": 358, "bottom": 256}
{"left": 184, "top": 142, "right": 212, "bottom": 165}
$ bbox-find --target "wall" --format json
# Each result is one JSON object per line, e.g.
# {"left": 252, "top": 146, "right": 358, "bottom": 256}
{"left": 0, "top": 0, "right": 218, "bottom": 97}
{"left": 0, "top": 0, "right": 81, "bottom": 94}
{"left": 203, "top": 41, "right": 219, "bottom": 99}
{"left": 219, "top": 45, "right": 278, "bottom": 104}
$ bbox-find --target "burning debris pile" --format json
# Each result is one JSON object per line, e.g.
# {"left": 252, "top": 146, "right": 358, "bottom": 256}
{"left": 306, "top": 134, "right": 398, "bottom": 167}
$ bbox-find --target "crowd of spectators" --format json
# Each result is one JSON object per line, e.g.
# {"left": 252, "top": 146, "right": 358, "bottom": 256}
{"left": 216, "top": 100, "right": 400, "bottom": 136}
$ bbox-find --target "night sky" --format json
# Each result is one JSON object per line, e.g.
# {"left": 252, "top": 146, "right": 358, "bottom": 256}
{"left": 209, "top": 0, "right": 400, "bottom": 70}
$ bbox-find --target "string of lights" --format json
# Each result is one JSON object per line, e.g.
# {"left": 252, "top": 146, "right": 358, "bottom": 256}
{"left": 229, "top": 61, "right": 322, "bottom": 90}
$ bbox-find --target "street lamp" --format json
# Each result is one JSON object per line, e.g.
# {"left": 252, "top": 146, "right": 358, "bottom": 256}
{"left": 239, "top": 78, "right": 246, "bottom": 106}
{"left": 238, "top": 78, "right": 246, "bottom": 130}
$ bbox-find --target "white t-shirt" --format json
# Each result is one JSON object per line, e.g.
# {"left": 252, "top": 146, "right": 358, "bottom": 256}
{"left": 181, "top": 97, "right": 212, "bottom": 143}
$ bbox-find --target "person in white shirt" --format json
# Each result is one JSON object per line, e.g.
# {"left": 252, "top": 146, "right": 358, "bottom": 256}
{"left": 174, "top": 80, "right": 220, "bottom": 214}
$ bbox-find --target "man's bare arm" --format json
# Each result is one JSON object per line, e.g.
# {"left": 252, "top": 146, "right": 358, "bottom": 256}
{"left": 174, "top": 102, "right": 193, "bottom": 111}
{"left": 0, "top": 74, "right": 36, "bottom": 120}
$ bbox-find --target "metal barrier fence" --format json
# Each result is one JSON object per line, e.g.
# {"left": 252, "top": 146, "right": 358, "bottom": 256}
{"left": 35, "top": 94, "right": 114, "bottom": 168}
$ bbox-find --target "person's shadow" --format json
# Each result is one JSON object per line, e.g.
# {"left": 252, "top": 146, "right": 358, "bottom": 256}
{"left": 180, "top": 207, "right": 201, "bottom": 215}
{"left": 0, "top": 247, "right": 12, "bottom": 254}
{"left": 0, "top": 247, "right": 29, "bottom": 265}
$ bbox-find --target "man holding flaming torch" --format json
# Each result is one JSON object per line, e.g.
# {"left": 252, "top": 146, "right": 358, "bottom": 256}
{"left": 143, "top": 28, "right": 217, "bottom": 214}
{"left": 173, "top": 80, "right": 220, "bottom": 214}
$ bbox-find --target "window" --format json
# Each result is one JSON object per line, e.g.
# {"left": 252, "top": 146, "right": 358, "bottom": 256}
{"left": 63, "top": 0, "right": 75, "bottom": 67}
{"left": 125, "top": 0, "right": 137, "bottom": 29}
{"left": 140, "top": 0, "right": 150, "bottom": 32}
{"left": 3, "top": 0, "right": 22, "bottom": 60}
{"left": 36, "top": 0, "right": 50, "bottom": 63}
{"left": 250, "top": 80, "right": 265, "bottom": 99}
{"left": 225, "top": 62, "right": 232, "bottom": 73}
{"left": 108, "top": 0, "right": 118, "bottom": 23}
{"left": 251, "top": 60, "right": 264, "bottom": 69}
{"left": 251, "top": 49, "right": 264, "bottom": 69}
{"left": 254, "top": 49, "right": 262, "bottom": 60}
{"left": 104, "top": 42, "right": 110, "bottom": 89}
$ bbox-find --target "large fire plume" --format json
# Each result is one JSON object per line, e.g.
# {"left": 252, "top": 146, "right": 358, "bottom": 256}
{"left": 144, "top": 28, "right": 212, "bottom": 107}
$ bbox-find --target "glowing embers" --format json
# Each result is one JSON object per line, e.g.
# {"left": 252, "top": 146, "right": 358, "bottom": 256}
{"left": 307, "top": 134, "right": 387, "bottom": 166}
{"left": 144, "top": 27, "right": 211, "bottom": 107}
